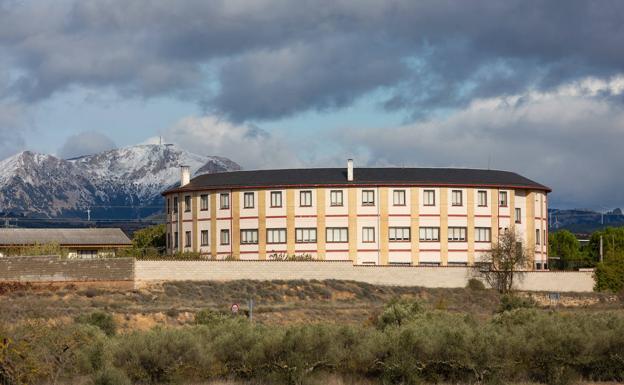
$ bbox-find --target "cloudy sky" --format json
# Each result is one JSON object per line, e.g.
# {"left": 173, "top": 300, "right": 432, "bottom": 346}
{"left": 1, "top": 0, "right": 623, "bottom": 209}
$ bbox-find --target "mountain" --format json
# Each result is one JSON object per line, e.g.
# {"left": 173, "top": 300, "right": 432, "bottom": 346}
{"left": 0, "top": 144, "right": 240, "bottom": 219}
{"left": 549, "top": 208, "right": 624, "bottom": 235}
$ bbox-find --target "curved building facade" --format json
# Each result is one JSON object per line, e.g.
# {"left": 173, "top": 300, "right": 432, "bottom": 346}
{"left": 163, "top": 161, "right": 550, "bottom": 269}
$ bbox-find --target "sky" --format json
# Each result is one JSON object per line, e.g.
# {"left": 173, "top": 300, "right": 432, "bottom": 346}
{"left": 1, "top": 1, "right": 624, "bottom": 209}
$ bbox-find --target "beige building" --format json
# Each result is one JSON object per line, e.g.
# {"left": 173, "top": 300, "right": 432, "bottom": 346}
{"left": 0, "top": 228, "right": 132, "bottom": 258}
{"left": 163, "top": 161, "right": 550, "bottom": 269}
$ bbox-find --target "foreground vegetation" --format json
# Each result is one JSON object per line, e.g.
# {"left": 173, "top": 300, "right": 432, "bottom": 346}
{"left": 2, "top": 299, "right": 624, "bottom": 385}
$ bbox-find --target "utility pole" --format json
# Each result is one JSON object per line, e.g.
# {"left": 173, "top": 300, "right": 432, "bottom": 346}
{"left": 87, "top": 208, "right": 91, "bottom": 221}
{"left": 600, "top": 236, "right": 603, "bottom": 263}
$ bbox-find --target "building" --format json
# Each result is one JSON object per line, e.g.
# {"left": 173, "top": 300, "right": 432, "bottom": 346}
{"left": 163, "top": 161, "right": 550, "bottom": 269}
{"left": 0, "top": 228, "right": 132, "bottom": 258}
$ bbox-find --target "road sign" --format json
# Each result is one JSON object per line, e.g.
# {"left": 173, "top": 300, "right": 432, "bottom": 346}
{"left": 230, "top": 303, "right": 239, "bottom": 314}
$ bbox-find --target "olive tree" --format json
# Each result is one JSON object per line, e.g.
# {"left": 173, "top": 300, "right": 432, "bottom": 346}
{"left": 474, "top": 230, "right": 531, "bottom": 294}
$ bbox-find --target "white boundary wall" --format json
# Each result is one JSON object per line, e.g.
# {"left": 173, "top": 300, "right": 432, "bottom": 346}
{"left": 135, "top": 261, "right": 595, "bottom": 292}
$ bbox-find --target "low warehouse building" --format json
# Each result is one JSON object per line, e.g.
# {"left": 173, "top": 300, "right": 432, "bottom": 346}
{"left": 0, "top": 228, "right": 132, "bottom": 258}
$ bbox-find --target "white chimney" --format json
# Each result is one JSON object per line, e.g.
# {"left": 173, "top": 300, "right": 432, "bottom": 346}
{"left": 347, "top": 159, "right": 354, "bottom": 182}
{"left": 180, "top": 165, "right": 190, "bottom": 186}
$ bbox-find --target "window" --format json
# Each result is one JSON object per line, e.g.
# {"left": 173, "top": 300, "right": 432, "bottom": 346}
{"left": 330, "top": 190, "right": 343, "bottom": 206}
{"left": 174, "top": 232, "right": 178, "bottom": 248}
{"left": 515, "top": 208, "right": 521, "bottom": 223}
{"left": 536, "top": 262, "right": 542, "bottom": 270}
{"left": 267, "top": 228, "right": 286, "bottom": 244}
{"left": 173, "top": 197, "right": 178, "bottom": 214}
{"left": 451, "top": 190, "right": 463, "bottom": 206}
{"left": 362, "top": 190, "right": 375, "bottom": 206}
{"left": 220, "top": 193, "right": 230, "bottom": 209}
{"left": 475, "top": 227, "right": 491, "bottom": 242}
{"left": 220, "top": 229, "right": 230, "bottom": 245}
{"left": 423, "top": 190, "right": 435, "bottom": 206}
{"left": 243, "top": 192, "right": 254, "bottom": 209}
{"left": 544, "top": 230, "right": 546, "bottom": 246}
{"left": 300, "top": 190, "right": 312, "bottom": 207}
{"left": 167, "top": 198, "right": 171, "bottom": 214}
{"left": 200, "top": 194, "right": 209, "bottom": 211}
{"left": 270, "top": 191, "right": 282, "bottom": 207}
{"left": 201, "top": 230, "right": 209, "bottom": 246}
{"left": 499, "top": 191, "right": 508, "bottom": 207}
{"left": 419, "top": 227, "right": 439, "bottom": 241}
{"left": 389, "top": 227, "right": 410, "bottom": 241}
{"left": 185, "top": 231, "right": 192, "bottom": 247}
{"left": 393, "top": 190, "right": 406, "bottom": 206}
{"left": 536, "top": 229, "right": 540, "bottom": 245}
{"left": 241, "top": 229, "right": 259, "bottom": 244}
{"left": 167, "top": 232, "right": 171, "bottom": 249}
{"left": 184, "top": 196, "right": 191, "bottom": 212}
{"left": 448, "top": 227, "right": 467, "bottom": 241}
{"left": 326, "top": 227, "right": 348, "bottom": 243}
{"left": 295, "top": 228, "right": 317, "bottom": 243}
{"left": 362, "top": 227, "right": 375, "bottom": 243}
{"left": 78, "top": 250, "right": 98, "bottom": 259}
{"left": 477, "top": 190, "right": 487, "bottom": 207}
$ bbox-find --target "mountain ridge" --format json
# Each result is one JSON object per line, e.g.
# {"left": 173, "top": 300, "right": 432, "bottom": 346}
{"left": 0, "top": 144, "right": 241, "bottom": 219}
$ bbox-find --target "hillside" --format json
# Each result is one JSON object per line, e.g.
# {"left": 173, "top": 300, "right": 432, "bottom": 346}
{"left": 0, "top": 144, "right": 240, "bottom": 219}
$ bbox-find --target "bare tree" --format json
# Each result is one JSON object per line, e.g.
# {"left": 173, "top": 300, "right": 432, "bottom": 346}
{"left": 474, "top": 230, "right": 530, "bottom": 294}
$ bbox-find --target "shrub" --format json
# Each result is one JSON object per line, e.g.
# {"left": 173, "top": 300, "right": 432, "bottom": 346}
{"left": 75, "top": 311, "right": 117, "bottom": 337}
{"left": 497, "top": 294, "right": 535, "bottom": 313}
{"left": 92, "top": 366, "right": 131, "bottom": 385}
{"left": 467, "top": 278, "right": 486, "bottom": 290}
{"left": 376, "top": 298, "right": 423, "bottom": 329}
{"left": 195, "top": 308, "right": 240, "bottom": 326}
{"left": 594, "top": 256, "right": 624, "bottom": 292}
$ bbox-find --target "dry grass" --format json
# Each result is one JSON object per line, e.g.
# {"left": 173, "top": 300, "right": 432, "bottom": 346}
{"left": 0, "top": 280, "right": 621, "bottom": 329}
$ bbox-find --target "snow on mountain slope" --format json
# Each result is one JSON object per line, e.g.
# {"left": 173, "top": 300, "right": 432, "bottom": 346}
{"left": 0, "top": 144, "right": 240, "bottom": 218}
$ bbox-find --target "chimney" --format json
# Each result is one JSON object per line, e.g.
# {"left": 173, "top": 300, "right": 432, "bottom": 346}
{"left": 180, "top": 165, "right": 190, "bottom": 186}
{"left": 347, "top": 159, "right": 354, "bottom": 182}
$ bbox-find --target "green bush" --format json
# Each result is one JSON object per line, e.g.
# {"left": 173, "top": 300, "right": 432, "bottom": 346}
{"left": 467, "top": 278, "right": 486, "bottom": 290}
{"left": 75, "top": 311, "right": 117, "bottom": 337}
{"left": 376, "top": 298, "right": 424, "bottom": 329}
{"left": 497, "top": 294, "right": 535, "bottom": 313}
{"left": 594, "top": 255, "right": 624, "bottom": 292}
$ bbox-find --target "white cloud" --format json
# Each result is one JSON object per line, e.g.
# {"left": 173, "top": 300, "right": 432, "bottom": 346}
{"left": 163, "top": 115, "right": 300, "bottom": 169}
{"left": 58, "top": 131, "right": 117, "bottom": 159}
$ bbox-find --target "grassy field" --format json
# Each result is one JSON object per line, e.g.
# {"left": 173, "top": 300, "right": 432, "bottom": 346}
{"left": 1, "top": 280, "right": 623, "bottom": 385}
{"left": 0, "top": 279, "right": 619, "bottom": 329}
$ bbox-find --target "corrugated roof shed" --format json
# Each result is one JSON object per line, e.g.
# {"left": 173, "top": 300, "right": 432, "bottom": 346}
{"left": 0, "top": 228, "right": 132, "bottom": 246}
{"left": 165, "top": 167, "right": 550, "bottom": 194}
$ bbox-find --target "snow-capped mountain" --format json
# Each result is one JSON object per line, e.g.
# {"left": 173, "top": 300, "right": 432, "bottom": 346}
{"left": 0, "top": 144, "right": 240, "bottom": 218}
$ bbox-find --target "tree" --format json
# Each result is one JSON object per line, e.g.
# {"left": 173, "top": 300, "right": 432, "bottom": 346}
{"left": 548, "top": 230, "right": 582, "bottom": 270}
{"left": 128, "top": 224, "right": 166, "bottom": 257}
{"left": 594, "top": 250, "right": 624, "bottom": 292}
{"left": 587, "top": 227, "right": 624, "bottom": 263}
{"left": 474, "top": 230, "right": 530, "bottom": 294}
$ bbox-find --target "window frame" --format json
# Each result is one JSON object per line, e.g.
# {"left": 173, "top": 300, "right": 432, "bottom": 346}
{"left": 326, "top": 227, "right": 348, "bottom": 243}
{"left": 330, "top": 190, "right": 343, "bottom": 206}
{"left": 299, "top": 190, "right": 312, "bottom": 207}
{"left": 174, "top": 232, "right": 178, "bottom": 248}
{"left": 393, "top": 189, "right": 406, "bottom": 206}
{"left": 423, "top": 189, "right": 436, "bottom": 206}
{"left": 184, "top": 231, "right": 192, "bottom": 247}
{"left": 184, "top": 195, "right": 191, "bottom": 212}
{"left": 173, "top": 196, "right": 178, "bottom": 214}
{"left": 362, "top": 227, "right": 375, "bottom": 243}
{"left": 451, "top": 190, "right": 463, "bottom": 206}
{"left": 200, "top": 230, "right": 209, "bottom": 246}
{"left": 499, "top": 191, "right": 508, "bottom": 207}
{"left": 475, "top": 227, "right": 491, "bottom": 242}
{"left": 220, "top": 193, "right": 230, "bottom": 210}
{"left": 447, "top": 227, "right": 467, "bottom": 242}
{"left": 536, "top": 229, "right": 541, "bottom": 245}
{"left": 243, "top": 192, "right": 255, "bottom": 209}
{"left": 361, "top": 189, "right": 375, "bottom": 206}
{"left": 240, "top": 229, "right": 259, "bottom": 244}
{"left": 220, "top": 229, "right": 230, "bottom": 245}
{"left": 295, "top": 228, "right": 317, "bottom": 243}
{"left": 270, "top": 191, "right": 283, "bottom": 208}
{"left": 515, "top": 208, "right": 522, "bottom": 223}
{"left": 477, "top": 190, "right": 488, "bottom": 207}
{"left": 267, "top": 228, "right": 287, "bottom": 244}
{"left": 200, "top": 194, "right": 209, "bottom": 211}
{"left": 419, "top": 227, "right": 439, "bottom": 241}
{"left": 389, "top": 227, "right": 411, "bottom": 241}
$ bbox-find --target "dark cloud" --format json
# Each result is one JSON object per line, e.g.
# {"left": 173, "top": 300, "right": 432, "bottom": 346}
{"left": 58, "top": 131, "right": 116, "bottom": 159}
{"left": 0, "top": 1, "right": 623, "bottom": 120}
